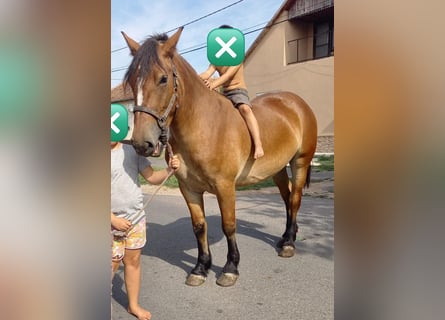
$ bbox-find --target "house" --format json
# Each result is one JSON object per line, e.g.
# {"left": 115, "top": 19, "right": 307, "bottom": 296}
{"left": 111, "top": 82, "right": 133, "bottom": 105}
{"left": 244, "top": 0, "right": 334, "bottom": 153}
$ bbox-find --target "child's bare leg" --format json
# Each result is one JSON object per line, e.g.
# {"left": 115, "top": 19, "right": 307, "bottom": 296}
{"left": 111, "top": 260, "right": 120, "bottom": 319}
{"left": 122, "top": 248, "right": 151, "bottom": 320}
{"left": 111, "top": 260, "right": 120, "bottom": 278}
{"left": 238, "top": 104, "right": 264, "bottom": 159}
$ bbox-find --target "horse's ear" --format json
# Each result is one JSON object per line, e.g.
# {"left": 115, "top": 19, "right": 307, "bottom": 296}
{"left": 163, "top": 26, "right": 184, "bottom": 57}
{"left": 121, "top": 31, "right": 140, "bottom": 56}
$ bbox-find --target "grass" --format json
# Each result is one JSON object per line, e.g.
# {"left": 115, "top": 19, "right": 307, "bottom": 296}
{"left": 139, "top": 154, "right": 334, "bottom": 190}
{"left": 313, "top": 154, "right": 334, "bottom": 172}
{"left": 138, "top": 169, "right": 179, "bottom": 188}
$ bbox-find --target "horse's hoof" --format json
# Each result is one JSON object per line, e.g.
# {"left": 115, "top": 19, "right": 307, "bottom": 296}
{"left": 216, "top": 273, "right": 238, "bottom": 287}
{"left": 185, "top": 274, "right": 206, "bottom": 286}
{"left": 278, "top": 245, "right": 295, "bottom": 258}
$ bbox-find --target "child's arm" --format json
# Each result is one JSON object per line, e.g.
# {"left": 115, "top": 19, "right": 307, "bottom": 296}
{"left": 111, "top": 212, "right": 132, "bottom": 231}
{"left": 140, "top": 155, "right": 180, "bottom": 185}
{"left": 199, "top": 64, "right": 216, "bottom": 80}
{"left": 209, "top": 65, "right": 241, "bottom": 90}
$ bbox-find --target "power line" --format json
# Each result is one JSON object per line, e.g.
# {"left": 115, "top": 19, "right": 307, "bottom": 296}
{"left": 111, "top": 1, "right": 334, "bottom": 75}
{"left": 180, "top": 17, "right": 290, "bottom": 55}
{"left": 111, "top": 66, "right": 129, "bottom": 73}
{"left": 111, "top": 19, "right": 270, "bottom": 72}
{"left": 164, "top": 0, "right": 244, "bottom": 33}
{"left": 179, "top": 21, "right": 268, "bottom": 55}
{"left": 111, "top": 17, "right": 290, "bottom": 73}
{"left": 111, "top": 0, "right": 245, "bottom": 54}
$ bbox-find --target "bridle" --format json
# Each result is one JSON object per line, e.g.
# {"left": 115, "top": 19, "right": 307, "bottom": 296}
{"left": 132, "top": 60, "right": 178, "bottom": 144}
{"left": 122, "top": 61, "right": 179, "bottom": 211}
{"left": 118, "top": 60, "right": 179, "bottom": 213}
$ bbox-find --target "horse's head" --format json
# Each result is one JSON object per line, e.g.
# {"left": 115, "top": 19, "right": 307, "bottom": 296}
{"left": 122, "top": 27, "right": 183, "bottom": 156}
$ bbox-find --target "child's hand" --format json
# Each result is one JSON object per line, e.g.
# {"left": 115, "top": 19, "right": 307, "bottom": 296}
{"left": 203, "top": 78, "right": 219, "bottom": 91}
{"left": 169, "top": 155, "right": 180, "bottom": 172}
{"left": 111, "top": 216, "right": 132, "bottom": 232}
{"left": 203, "top": 79, "right": 211, "bottom": 88}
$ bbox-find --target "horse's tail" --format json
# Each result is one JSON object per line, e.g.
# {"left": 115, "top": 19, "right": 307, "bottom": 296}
{"left": 305, "top": 165, "right": 312, "bottom": 189}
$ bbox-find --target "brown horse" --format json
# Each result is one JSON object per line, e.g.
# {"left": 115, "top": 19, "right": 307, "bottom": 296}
{"left": 121, "top": 27, "right": 317, "bottom": 287}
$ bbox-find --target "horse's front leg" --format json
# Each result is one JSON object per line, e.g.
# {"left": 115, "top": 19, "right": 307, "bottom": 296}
{"left": 180, "top": 187, "right": 212, "bottom": 286}
{"left": 215, "top": 185, "right": 240, "bottom": 287}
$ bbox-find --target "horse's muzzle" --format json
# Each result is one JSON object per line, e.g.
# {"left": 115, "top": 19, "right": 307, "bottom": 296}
{"left": 132, "top": 140, "right": 154, "bottom": 157}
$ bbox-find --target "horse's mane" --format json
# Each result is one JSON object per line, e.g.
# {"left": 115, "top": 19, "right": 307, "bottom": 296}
{"left": 123, "top": 31, "right": 228, "bottom": 108}
{"left": 123, "top": 33, "right": 168, "bottom": 88}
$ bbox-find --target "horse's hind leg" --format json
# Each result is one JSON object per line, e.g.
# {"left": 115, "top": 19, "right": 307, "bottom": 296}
{"left": 273, "top": 167, "right": 293, "bottom": 256}
{"left": 275, "top": 158, "right": 310, "bottom": 257}
{"left": 180, "top": 188, "right": 212, "bottom": 286}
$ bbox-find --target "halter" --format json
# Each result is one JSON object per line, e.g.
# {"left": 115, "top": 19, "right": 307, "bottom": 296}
{"left": 132, "top": 60, "right": 178, "bottom": 144}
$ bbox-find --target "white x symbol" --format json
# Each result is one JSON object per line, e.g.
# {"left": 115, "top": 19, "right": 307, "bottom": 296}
{"left": 111, "top": 112, "right": 120, "bottom": 134}
{"left": 215, "top": 36, "right": 237, "bottom": 58}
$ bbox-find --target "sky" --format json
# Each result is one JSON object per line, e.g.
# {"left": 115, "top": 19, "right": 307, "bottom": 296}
{"left": 111, "top": 0, "right": 284, "bottom": 88}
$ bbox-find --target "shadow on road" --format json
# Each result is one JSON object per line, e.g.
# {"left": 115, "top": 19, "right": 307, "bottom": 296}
{"left": 141, "top": 216, "right": 282, "bottom": 273}
{"left": 140, "top": 210, "right": 332, "bottom": 274}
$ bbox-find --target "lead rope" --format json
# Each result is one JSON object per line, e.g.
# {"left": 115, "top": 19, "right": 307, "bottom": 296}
{"left": 135, "top": 142, "right": 176, "bottom": 217}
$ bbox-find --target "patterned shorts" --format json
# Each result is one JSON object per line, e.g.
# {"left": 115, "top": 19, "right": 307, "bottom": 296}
{"left": 224, "top": 88, "right": 252, "bottom": 108}
{"left": 111, "top": 217, "right": 147, "bottom": 261}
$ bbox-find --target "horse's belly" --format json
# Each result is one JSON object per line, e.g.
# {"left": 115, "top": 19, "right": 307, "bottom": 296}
{"left": 236, "top": 160, "right": 290, "bottom": 186}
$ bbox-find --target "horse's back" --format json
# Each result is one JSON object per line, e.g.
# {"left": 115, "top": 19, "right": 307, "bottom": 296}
{"left": 252, "top": 91, "right": 316, "bottom": 126}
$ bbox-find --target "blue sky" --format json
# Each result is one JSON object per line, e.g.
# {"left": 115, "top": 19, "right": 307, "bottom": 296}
{"left": 111, "top": 0, "right": 284, "bottom": 88}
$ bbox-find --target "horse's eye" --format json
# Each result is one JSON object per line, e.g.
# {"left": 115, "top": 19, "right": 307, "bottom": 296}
{"left": 159, "top": 75, "right": 168, "bottom": 85}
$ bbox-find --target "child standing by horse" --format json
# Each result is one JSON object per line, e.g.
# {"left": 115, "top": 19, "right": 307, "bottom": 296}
{"left": 111, "top": 141, "right": 179, "bottom": 320}
{"left": 199, "top": 25, "right": 264, "bottom": 159}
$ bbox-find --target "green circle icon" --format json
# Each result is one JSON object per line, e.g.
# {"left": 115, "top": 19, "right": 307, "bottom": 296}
{"left": 207, "top": 28, "right": 245, "bottom": 66}
{"left": 111, "top": 104, "right": 128, "bottom": 141}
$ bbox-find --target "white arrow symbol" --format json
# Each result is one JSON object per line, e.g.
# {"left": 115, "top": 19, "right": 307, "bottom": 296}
{"left": 215, "top": 36, "right": 237, "bottom": 58}
{"left": 111, "top": 112, "right": 120, "bottom": 134}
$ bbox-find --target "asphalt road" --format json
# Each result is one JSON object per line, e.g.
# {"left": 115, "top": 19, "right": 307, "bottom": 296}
{"left": 111, "top": 174, "right": 334, "bottom": 320}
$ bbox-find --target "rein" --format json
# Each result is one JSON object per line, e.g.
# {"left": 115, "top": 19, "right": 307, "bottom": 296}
{"left": 112, "top": 143, "right": 175, "bottom": 238}
{"left": 134, "top": 142, "right": 175, "bottom": 217}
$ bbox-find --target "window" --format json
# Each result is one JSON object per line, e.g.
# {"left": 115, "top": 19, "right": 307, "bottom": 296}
{"left": 314, "top": 20, "right": 333, "bottom": 59}
{"left": 286, "top": 3, "right": 334, "bottom": 64}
